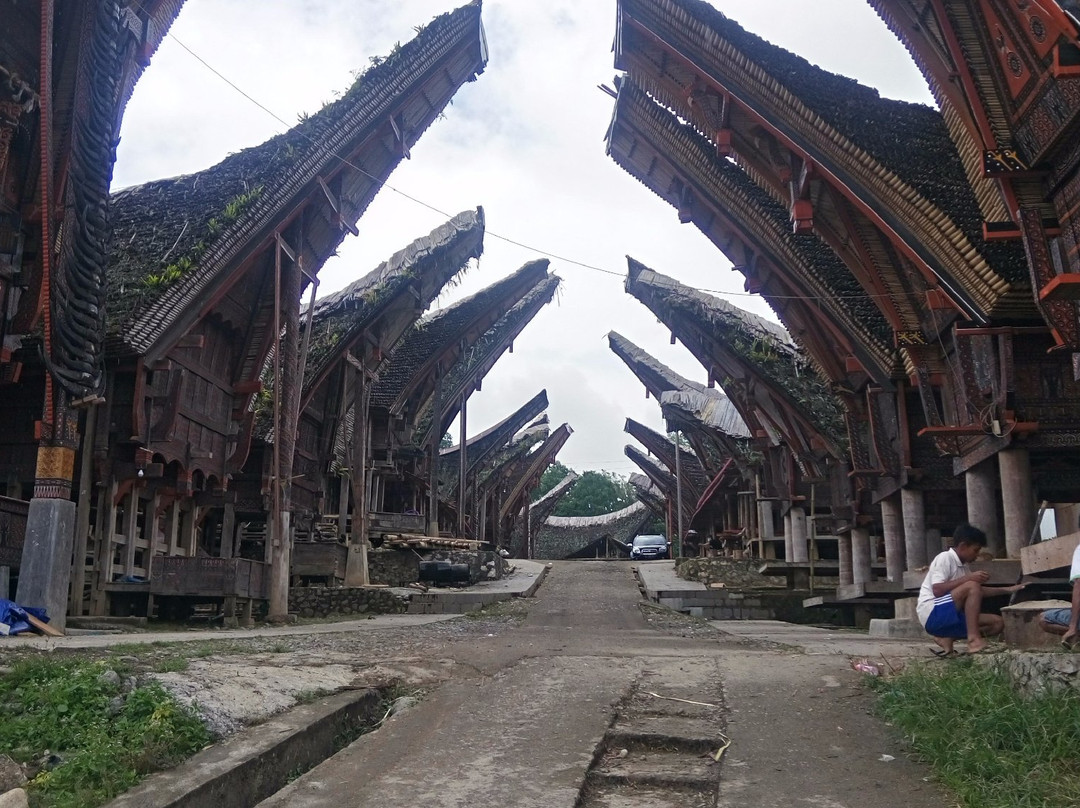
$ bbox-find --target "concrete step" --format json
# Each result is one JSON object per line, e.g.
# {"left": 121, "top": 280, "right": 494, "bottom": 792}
{"left": 868, "top": 618, "right": 926, "bottom": 640}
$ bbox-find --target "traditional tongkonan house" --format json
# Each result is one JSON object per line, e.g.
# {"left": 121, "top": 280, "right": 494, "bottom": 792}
{"left": 439, "top": 391, "right": 550, "bottom": 543}
{"left": 255, "top": 209, "right": 485, "bottom": 588}
{"left": 867, "top": 0, "right": 1080, "bottom": 583}
{"left": 365, "top": 261, "right": 558, "bottom": 543}
{"left": 1, "top": 2, "right": 187, "bottom": 625}
{"left": 624, "top": 261, "right": 852, "bottom": 562}
{"left": 609, "top": 0, "right": 1080, "bottom": 612}
{"left": 508, "top": 469, "right": 579, "bottom": 558}
{"left": 484, "top": 421, "right": 574, "bottom": 551}
{"left": 68, "top": 3, "right": 488, "bottom": 621}
{"left": 531, "top": 501, "right": 653, "bottom": 560}
{"left": 609, "top": 331, "right": 753, "bottom": 553}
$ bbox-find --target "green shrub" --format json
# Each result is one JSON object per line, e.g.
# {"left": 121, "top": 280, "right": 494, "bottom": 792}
{"left": 0, "top": 658, "right": 209, "bottom": 808}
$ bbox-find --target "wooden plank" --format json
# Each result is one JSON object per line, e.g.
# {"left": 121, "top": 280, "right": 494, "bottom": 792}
{"left": 1022, "top": 531, "right": 1080, "bottom": 575}
{"left": 26, "top": 613, "right": 64, "bottom": 637}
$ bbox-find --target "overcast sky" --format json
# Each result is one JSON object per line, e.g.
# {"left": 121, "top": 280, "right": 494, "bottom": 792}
{"left": 114, "top": 0, "right": 932, "bottom": 476}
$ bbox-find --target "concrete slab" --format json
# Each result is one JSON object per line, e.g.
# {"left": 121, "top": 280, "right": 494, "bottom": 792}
{"left": 407, "top": 560, "right": 548, "bottom": 613}
{"left": 2, "top": 613, "right": 457, "bottom": 650}
{"left": 634, "top": 561, "right": 705, "bottom": 600}
{"left": 711, "top": 619, "right": 932, "bottom": 657}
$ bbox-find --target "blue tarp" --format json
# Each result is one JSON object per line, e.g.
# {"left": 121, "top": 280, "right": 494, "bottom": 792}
{"left": 0, "top": 599, "right": 49, "bottom": 635}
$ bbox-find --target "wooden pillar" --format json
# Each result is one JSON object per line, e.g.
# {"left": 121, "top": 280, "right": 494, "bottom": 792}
{"left": 901, "top": 488, "right": 927, "bottom": 570}
{"left": 458, "top": 394, "right": 468, "bottom": 537}
{"left": 881, "top": 493, "right": 905, "bottom": 582}
{"left": 122, "top": 489, "right": 139, "bottom": 577}
{"left": 790, "top": 506, "right": 809, "bottom": 563}
{"left": 91, "top": 479, "right": 118, "bottom": 615}
{"left": 851, "top": 527, "right": 872, "bottom": 585}
{"left": 345, "top": 366, "right": 369, "bottom": 586}
{"left": 967, "top": 459, "right": 1003, "bottom": 557}
{"left": 69, "top": 404, "right": 97, "bottom": 614}
{"left": 144, "top": 492, "right": 160, "bottom": 579}
{"left": 999, "top": 448, "right": 1035, "bottom": 558}
{"left": 428, "top": 376, "right": 442, "bottom": 538}
{"left": 783, "top": 509, "right": 793, "bottom": 561}
{"left": 181, "top": 504, "right": 199, "bottom": 557}
{"left": 220, "top": 502, "right": 236, "bottom": 559}
{"left": 165, "top": 500, "right": 181, "bottom": 556}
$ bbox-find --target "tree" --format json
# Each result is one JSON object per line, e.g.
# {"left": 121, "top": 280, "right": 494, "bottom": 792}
{"left": 552, "top": 470, "right": 635, "bottom": 517}
{"left": 532, "top": 461, "right": 572, "bottom": 501}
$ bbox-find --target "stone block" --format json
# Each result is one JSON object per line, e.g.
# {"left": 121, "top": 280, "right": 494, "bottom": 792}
{"left": 868, "top": 618, "right": 926, "bottom": 639}
{"left": 893, "top": 597, "right": 918, "bottom": 622}
{"left": 1002, "top": 600, "right": 1071, "bottom": 650}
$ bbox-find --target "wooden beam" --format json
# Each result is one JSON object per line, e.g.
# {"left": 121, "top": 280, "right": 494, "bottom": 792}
{"left": 1022, "top": 531, "right": 1079, "bottom": 575}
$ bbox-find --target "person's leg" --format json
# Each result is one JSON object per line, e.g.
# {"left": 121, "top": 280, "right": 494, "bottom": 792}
{"left": 1039, "top": 608, "right": 1069, "bottom": 636}
{"left": 951, "top": 580, "right": 988, "bottom": 651}
{"left": 978, "top": 612, "right": 1003, "bottom": 637}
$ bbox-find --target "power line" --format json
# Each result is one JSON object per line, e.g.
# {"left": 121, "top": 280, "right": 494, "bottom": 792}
{"left": 147, "top": 12, "right": 918, "bottom": 308}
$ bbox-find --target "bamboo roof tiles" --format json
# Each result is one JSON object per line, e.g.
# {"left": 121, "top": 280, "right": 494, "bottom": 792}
{"left": 371, "top": 260, "right": 553, "bottom": 414}
{"left": 303, "top": 208, "right": 485, "bottom": 396}
{"left": 106, "top": 1, "right": 486, "bottom": 354}
{"left": 606, "top": 79, "right": 897, "bottom": 380}
{"left": 625, "top": 259, "right": 848, "bottom": 454}
{"left": 615, "top": 0, "right": 1029, "bottom": 315}
{"left": 608, "top": 330, "right": 749, "bottom": 439}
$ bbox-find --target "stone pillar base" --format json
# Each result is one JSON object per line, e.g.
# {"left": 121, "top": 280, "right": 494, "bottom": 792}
{"left": 15, "top": 498, "right": 76, "bottom": 632}
{"left": 344, "top": 541, "right": 369, "bottom": 587}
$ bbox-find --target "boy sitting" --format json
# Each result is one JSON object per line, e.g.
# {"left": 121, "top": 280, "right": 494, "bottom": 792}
{"left": 917, "top": 523, "right": 1023, "bottom": 655}
{"left": 1038, "top": 540, "right": 1080, "bottom": 649}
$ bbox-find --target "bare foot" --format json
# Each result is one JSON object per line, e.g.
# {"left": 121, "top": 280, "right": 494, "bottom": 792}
{"left": 966, "top": 638, "right": 988, "bottom": 654}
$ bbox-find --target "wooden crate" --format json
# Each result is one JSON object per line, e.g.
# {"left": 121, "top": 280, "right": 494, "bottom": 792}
{"left": 150, "top": 556, "right": 269, "bottom": 599}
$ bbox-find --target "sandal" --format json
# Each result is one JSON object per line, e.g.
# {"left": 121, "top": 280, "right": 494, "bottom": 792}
{"left": 930, "top": 648, "right": 958, "bottom": 658}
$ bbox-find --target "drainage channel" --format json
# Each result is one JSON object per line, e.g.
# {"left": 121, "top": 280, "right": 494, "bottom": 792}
{"left": 105, "top": 686, "right": 393, "bottom": 808}
{"left": 576, "top": 671, "right": 727, "bottom": 808}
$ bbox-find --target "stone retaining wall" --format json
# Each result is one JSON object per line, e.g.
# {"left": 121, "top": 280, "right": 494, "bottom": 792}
{"left": 368, "top": 549, "right": 420, "bottom": 586}
{"left": 992, "top": 652, "right": 1080, "bottom": 696}
{"left": 674, "top": 557, "right": 788, "bottom": 589}
{"left": 288, "top": 586, "right": 409, "bottom": 618}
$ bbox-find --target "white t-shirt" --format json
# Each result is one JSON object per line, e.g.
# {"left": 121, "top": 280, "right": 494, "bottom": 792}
{"left": 1070, "top": 543, "right": 1080, "bottom": 582}
{"left": 916, "top": 548, "right": 970, "bottom": 625}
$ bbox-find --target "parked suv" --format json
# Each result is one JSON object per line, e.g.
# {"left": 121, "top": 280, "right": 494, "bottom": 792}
{"left": 629, "top": 534, "right": 669, "bottom": 560}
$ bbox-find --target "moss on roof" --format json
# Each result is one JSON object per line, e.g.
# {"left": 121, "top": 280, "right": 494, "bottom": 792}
{"left": 626, "top": 261, "right": 848, "bottom": 452}
{"left": 106, "top": 1, "right": 483, "bottom": 337}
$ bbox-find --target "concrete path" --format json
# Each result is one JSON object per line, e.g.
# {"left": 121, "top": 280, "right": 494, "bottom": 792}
{"left": 713, "top": 619, "right": 933, "bottom": 658}
{"left": 4, "top": 612, "right": 458, "bottom": 650}
{"left": 258, "top": 560, "right": 950, "bottom": 808}
{"left": 5, "top": 561, "right": 548, "bottom": 650}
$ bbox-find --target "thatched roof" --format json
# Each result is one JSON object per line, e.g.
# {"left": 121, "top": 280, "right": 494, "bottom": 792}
{"left": 625, "top": 259, "right": 847, "bottom": 453}
{"left": 533, "top": 501, "right": 652, "bottom": 560}
{"left": 106, "top": 1, "right": 486, "bottom": 352}
{"left": 303, "top": 208, "right": 485, "bottom": 395}
{"left": 616, "top": 0, "right": 1026, "bottom": 289}
{"left": 608, "top": 331, "right": 748, "bottom": 439}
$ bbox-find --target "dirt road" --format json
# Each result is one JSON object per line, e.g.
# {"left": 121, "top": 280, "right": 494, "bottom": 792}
{"left": 259, "top": 561, "right": 947, "bottom": 808}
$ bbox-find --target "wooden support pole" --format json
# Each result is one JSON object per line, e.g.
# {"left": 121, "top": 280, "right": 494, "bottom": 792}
{"left": 122, "top": 489, "right": 139, "bottom": 577}
{"left": 220, "top": 502, "right": 236, "bottom": 559}
{"left": 458, "top": 394, "right": 468, "bottom": 537}
{"left": 69, "top": 404, "right": 97, "bottom": 614}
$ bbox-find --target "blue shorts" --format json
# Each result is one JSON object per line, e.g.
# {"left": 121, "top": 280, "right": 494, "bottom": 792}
{"left": 1043, "top": 608, "right": 1072, "bottom": 627}
{"left": 924, "top": 595, "right": 966, "bottom": 639}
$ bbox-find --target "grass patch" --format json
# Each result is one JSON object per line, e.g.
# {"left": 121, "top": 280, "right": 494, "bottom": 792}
{"left": 153, "top": 657, "right": 189, "bottom": 674}
{"left": 871, "top": 658, "right": 1080, "bottom": 808}
{"left": 0, "top": 658, "right": 210, "bottom": 808}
